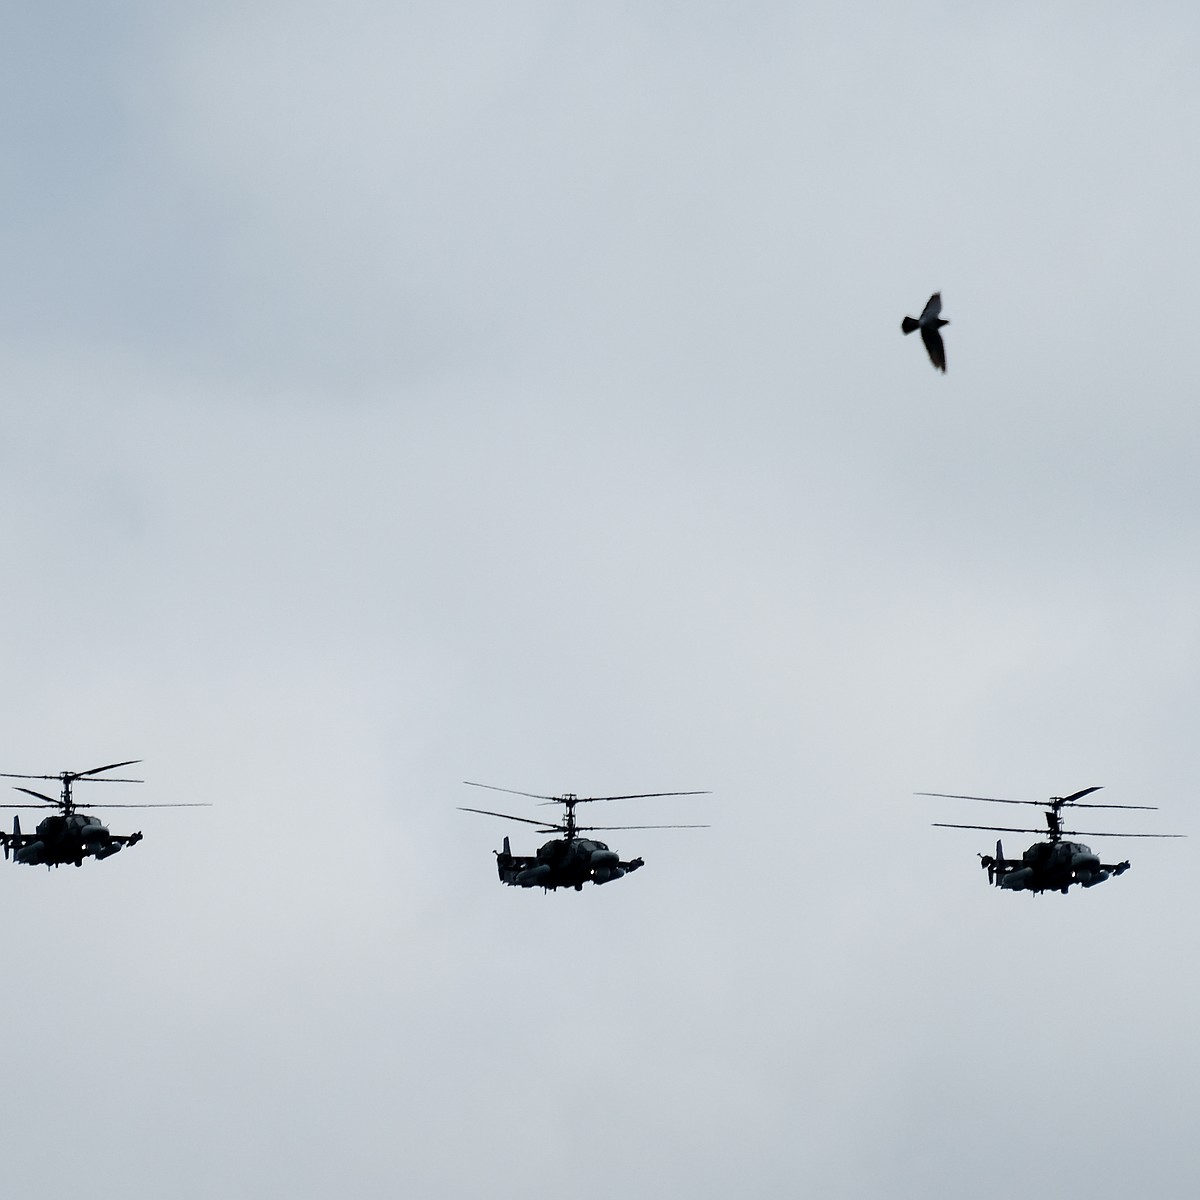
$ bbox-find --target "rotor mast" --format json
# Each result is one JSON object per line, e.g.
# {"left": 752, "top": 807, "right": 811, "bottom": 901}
{"left": 0, "top": 760, "right": 147, "bottom": 817}
{"left": 1045, "top": 796, "right": 1068, "bottom": 842}
{"left": 458, "top": 781, "right": 711, "bottom": 842}
{"left": 560, "top": 794, "right": 578, "bottom": 841}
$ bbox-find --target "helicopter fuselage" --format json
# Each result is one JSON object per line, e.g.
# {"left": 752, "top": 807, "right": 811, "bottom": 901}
{"left": 496, "top": 835, "right": 643, "bottom": 891}
{"left": 2, "top": 811, "right": 141, "bottom": 868}
{"left": 994, "top": 839, "right": 1128, "bottom": 894}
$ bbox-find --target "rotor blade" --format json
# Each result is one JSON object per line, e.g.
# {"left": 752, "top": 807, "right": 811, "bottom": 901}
{"left": 1056, "top": 787, "right": 1102, "bottom": 804}
{"left": 576, "top": 823, "right": 710, "bottom": 831}
{"left": 932, "top": 822, "right": 1046, "bottom": 834}
{"left": 462, "top": 782, "right": 559, "bottom": 802}
{"left": 13, "top": 787, "right": 58, "bottom": 805}
{"left": 0, "top": 764, "right": 144, "bottom": 783}
{"left": 73, "top": 760, "right": 143, "bottom": 779}
{"left": 917, "top": 792, "right": 1047, "bottom": 807}
{"left": 457, "top": 806, "right": 566, "bottom": 831}
{"left": 1066, "top": 802, "right": 1158, "bottom": 811}
{"left": 934, "top": 821, "right": 1184, "bottom": 839}
{"left": 77, "top": 777, "right": 144, "bottom": 785}
{"left": 67, "top": 803, "right": 211, "bottom": 809}
{"left": 573, "top": 791, "right": 711, "bottom": 804}
{"left": 921, "top": 789, "right": 1158, "bottom": 812}
{"left": 1058, "top": 830, "right": 1186, "bottom": 839}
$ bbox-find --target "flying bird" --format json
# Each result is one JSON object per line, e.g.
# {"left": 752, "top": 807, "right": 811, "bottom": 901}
{"left": 901, "top": 292, "right": 949, "bottom": 372}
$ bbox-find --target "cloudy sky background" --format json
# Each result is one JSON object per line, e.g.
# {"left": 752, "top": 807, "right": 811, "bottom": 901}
{"left": 2, "top": 4, "right": 1198, "bottom": 1197}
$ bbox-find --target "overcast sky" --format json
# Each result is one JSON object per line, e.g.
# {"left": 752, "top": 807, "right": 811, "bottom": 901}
{"left": 2, "top": 4, "right": 1199, "bottom": 1197}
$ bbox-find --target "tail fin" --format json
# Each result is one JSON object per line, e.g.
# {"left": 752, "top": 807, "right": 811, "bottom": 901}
{"left": 502, "top": 836, "right": 511, "bottom": 857}
{"left": 901, "top": 316, "right": 919, "bottom": 334}
{"left": 980, "top": 838, "right": 1004, "bottom": 886}
{"left": 3, "top": 816, "right": 19, "bottom": 864}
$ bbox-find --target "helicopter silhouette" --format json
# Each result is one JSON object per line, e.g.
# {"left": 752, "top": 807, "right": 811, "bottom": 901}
{"left": 459, "top": 781, "right": 709, "bottom": 891}
{"left": 0, "top": 760, "right": 209, "bottom": 869}
{"left": 922, "top": 786, "right": 1183, "bottom": 894}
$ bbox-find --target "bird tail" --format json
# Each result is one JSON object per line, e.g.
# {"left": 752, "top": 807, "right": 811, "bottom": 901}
{"left": 901, "top": 316, "right": 919, "bottom": 334}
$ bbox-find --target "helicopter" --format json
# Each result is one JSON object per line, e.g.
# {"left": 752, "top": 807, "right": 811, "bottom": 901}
{"left": 0, "top": 760, "right": 209, "bottom": 868}
{"left": 459, "top": 781, "right": 709, "bottom": 891}
{"left": 922, "top": 786, "right": 1183, "bottom": 894}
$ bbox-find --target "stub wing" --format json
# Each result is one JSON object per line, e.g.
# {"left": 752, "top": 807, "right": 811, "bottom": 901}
{"left": 87, "top": 830, "right": 143, "bottom": 861}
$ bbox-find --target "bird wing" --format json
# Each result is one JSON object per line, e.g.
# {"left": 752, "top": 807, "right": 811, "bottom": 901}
{"left": 920, "top": 292, "right": 942, "bottom": 321}
{"left": 920, "top": 325, "right": 946, "bottom": 372}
